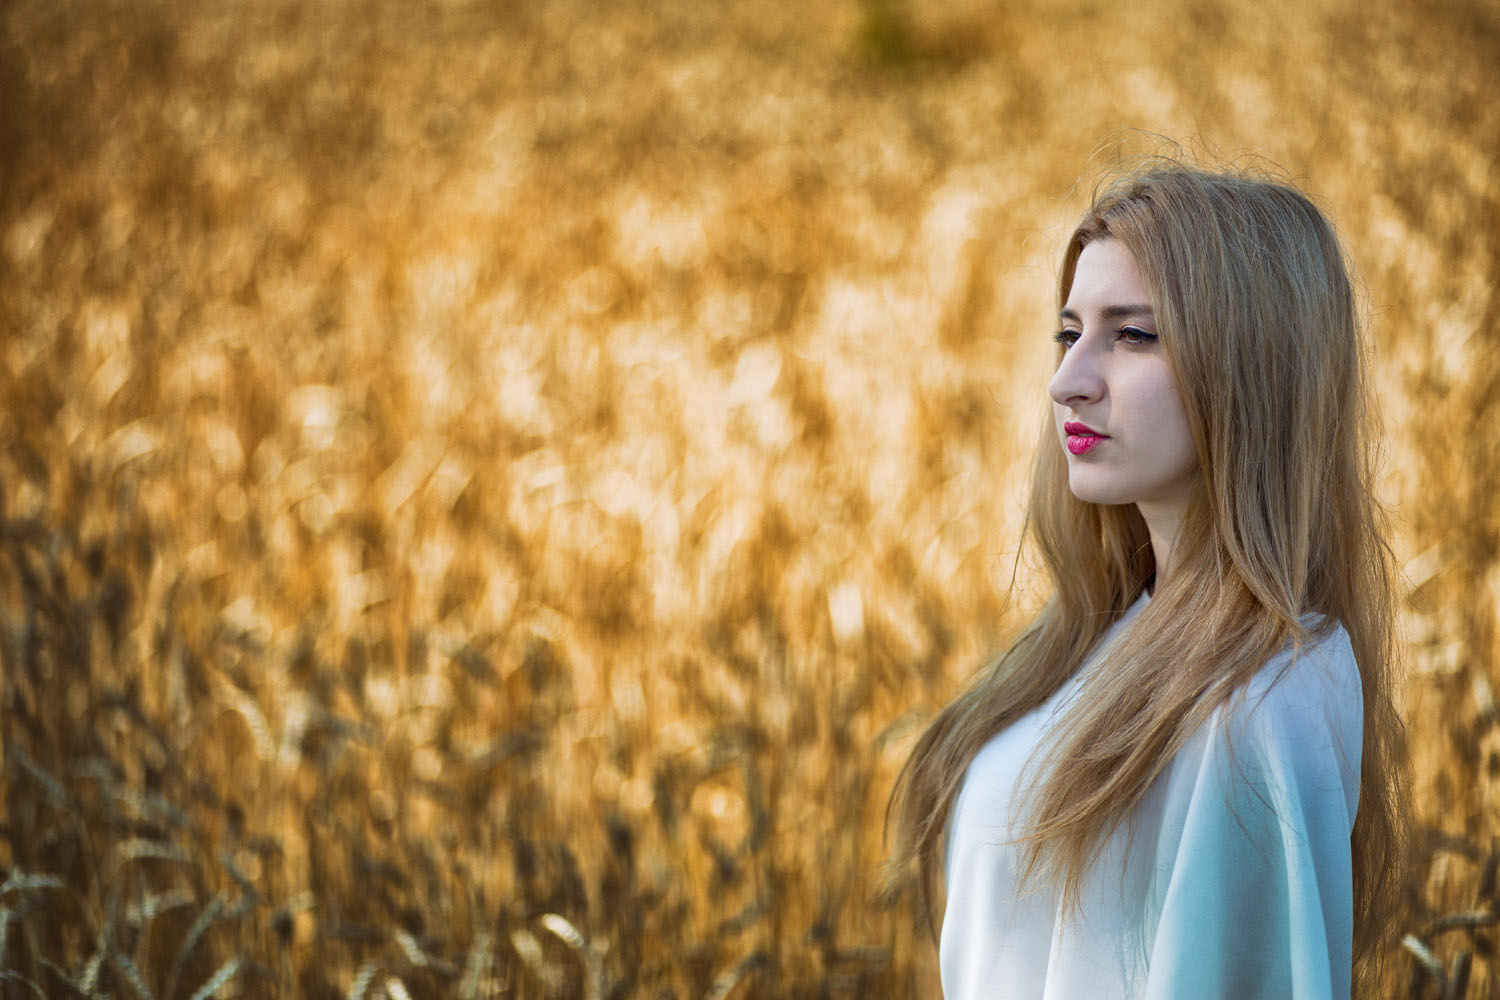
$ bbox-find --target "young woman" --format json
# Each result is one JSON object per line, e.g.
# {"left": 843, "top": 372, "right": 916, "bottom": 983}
{"left": 890, "top": 164, "right": 1405, "bottom": 998}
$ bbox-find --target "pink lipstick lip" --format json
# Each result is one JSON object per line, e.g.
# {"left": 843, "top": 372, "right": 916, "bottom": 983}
{"left": 1067, "top": 434, "right": 1103, "bottom": 455}
{"left": 1063, "top": 421, "right": 1107, "bottom": 456}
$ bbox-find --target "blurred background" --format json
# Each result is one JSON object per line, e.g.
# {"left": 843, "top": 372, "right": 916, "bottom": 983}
{"left": 1, "top": 0, "right": 1496, "bottom": 996}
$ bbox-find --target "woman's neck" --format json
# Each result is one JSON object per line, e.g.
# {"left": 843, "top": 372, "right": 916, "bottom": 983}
{"left": 1136, "top": 498, "right": 1186, "bottom": 585}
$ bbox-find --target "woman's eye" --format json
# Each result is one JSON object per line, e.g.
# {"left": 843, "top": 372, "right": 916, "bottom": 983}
{"left": 1118, "top": 326, "right": 1158, "bottom": 345}
{"left": 1054, "top": 329, "right": 1081, "bottom": 349}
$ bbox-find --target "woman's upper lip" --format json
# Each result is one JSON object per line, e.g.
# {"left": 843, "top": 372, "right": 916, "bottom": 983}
{"left": 1064, "top": 421, "right": 1107, "bottom": 437}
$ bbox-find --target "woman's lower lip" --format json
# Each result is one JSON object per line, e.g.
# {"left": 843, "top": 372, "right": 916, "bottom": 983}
{"left": 1067, "top": 434, "right": 1104, "bottom": 455}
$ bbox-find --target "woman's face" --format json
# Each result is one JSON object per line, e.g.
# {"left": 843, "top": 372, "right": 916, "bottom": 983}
{"left": 1048, "top": 239, "right": 1198, "bottom": 525}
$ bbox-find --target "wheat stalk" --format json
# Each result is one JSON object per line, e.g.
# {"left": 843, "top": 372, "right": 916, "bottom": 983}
{"left": 184, "top": 957, "right": 243, "bottom": 1000}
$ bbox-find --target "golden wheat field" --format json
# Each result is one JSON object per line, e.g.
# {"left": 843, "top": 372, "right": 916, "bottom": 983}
{"left": 1, "top": 0, "right": 1497, "bottom": 996}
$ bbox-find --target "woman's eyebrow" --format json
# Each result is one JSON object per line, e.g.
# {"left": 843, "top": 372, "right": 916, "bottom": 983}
{"left": 1058, "top": 304, "right": 1155, "bottom": 322}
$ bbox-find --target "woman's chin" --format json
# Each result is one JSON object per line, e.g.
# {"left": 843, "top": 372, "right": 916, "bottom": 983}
{"left": 1065, "top": 476, "right": 1125, "bottom": 507}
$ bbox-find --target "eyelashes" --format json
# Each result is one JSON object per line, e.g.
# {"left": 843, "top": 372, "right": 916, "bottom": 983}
{"left": 1054, "top": 326, "right": 1159, "bottom": 349}
{"left": 1117, "top": 326, "right": 1159, "bottom": 346}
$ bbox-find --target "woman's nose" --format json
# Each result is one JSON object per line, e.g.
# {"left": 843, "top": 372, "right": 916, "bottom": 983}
{"left": 1048, "top": 340, "right": 1104, "bottom": 407}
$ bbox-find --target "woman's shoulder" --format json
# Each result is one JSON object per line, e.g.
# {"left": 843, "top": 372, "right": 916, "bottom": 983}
{"left": 1240, "top": 618, "right": 1362, "bottom": 732}
{"left": 1206, "top": 618, "right": 1363, "bottom": 802}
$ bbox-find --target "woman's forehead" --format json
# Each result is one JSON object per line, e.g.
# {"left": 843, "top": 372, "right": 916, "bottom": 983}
{"left": 1062, "top": 241, "right": 1154, "bottom": 316}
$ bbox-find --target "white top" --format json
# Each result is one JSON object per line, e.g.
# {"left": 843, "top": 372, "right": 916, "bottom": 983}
{"left": 941, "top": 594, "right": 1363, "bottom": 999}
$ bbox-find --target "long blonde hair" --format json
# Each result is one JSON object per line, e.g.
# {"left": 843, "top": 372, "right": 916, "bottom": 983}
{"left": 889, "top": 163, "right": 1405, "bottom": 984}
